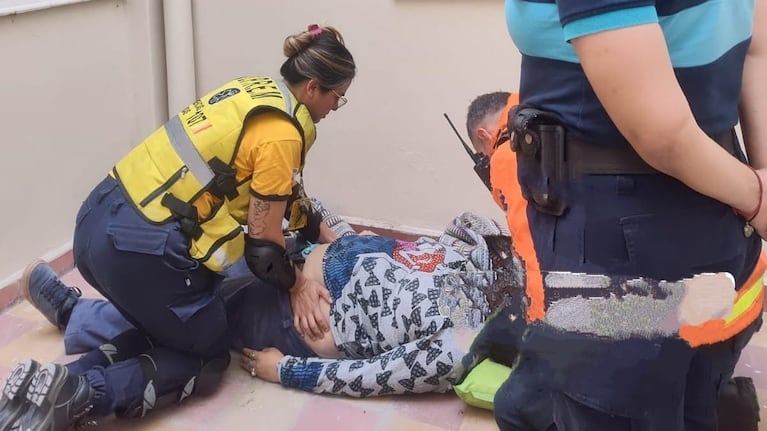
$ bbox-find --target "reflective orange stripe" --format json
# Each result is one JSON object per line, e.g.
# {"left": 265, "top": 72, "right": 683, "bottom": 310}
{"left": 679, "top": 251, "right": 766, "bottom": 347}
{"left": 489, "top": 93, "right": 545, "bottom": 321}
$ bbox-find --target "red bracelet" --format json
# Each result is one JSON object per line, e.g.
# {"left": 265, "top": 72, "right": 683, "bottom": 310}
{"left": 735, "top": 165, "right": 763, "bottom": 222}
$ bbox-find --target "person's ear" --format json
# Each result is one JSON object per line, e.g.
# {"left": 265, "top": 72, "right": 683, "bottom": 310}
{"left": 473, "top": 128, "right": 494, "bottom": 156}
{"left": 477, "top": 127, "right": 493, "bottom": 144}
{"left": 305, "top": 79, "right": 322, "bottom": 99}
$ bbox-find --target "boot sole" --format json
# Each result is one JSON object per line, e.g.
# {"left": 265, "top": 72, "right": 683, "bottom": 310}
{"left": 16, "top": 364, "right": 69, "bottom": 431}
{"left": 0, "top": 359, "right": 41, "bottom": 431}
{"left": 19, "top": 260, "right": 46, "bottom": 305}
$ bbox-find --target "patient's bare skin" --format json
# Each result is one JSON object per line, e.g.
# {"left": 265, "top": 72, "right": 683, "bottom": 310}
{"left": 240, "top": 242, "right": 340, "bottom": 381}
{"left": 301, "top": 243, "right": 330, "bottom": 286}
{"left": 297, "top": 243, "right": 342, "bottom": 359}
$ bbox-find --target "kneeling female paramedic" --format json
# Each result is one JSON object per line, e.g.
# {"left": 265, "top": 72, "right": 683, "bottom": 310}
{"left": 1, "top": 24, "right": 355, "bottom": 431}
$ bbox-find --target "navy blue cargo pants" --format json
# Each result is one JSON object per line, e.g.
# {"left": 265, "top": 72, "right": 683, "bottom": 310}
{"left": 500, "top": 159, "right": 763, "bottom": 431}
{"left": 69, "top": 176, "right": 231, "bottom": 415}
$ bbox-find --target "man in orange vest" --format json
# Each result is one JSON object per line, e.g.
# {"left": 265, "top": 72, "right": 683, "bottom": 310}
{"left": 461, "top": 92, "right": 762, "bottom": 431}
{"left": 462, "top": 91, "right": 556, "bottom": 431}
{"left": 465, "top": 92, "right": 529, "bottom": 254}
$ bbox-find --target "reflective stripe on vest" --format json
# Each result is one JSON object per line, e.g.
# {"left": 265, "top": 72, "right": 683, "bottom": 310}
{"left": 275, "top": 79, "right": 293, "bottom": 115}
{"left": 165, "top": 80, "right": 295, "bottom": 189}
{"left": 539, "top": 253, "right": 766, "bottom": 347}
{"left": 115, "top": 76, "right": 315, "bottom": 225}
{"left": 726, "top": 278, "right": 762, "bottom": 325}
{"left": 112, "top": 76, "right": 316, "bottom": 272}
{"left": 165, "top": 115, "right": 214, "bottom": 186}
{"left": 679, "top": 251, "right": 766, "bottom": 347}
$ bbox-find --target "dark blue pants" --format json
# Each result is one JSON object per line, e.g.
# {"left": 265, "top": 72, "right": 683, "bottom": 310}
{"left": 64, "top": 264, "right": 316, "bottom": 360}
{"left": 510, "top": 166, "right": 763, "bottom": 430}
{"left": 465, "top": 305, "right": 555, "bottom": 431}
{"left": 64, "top": 298, "right": 134, "bottom": 355}
{"left": 65, "top": 260, "right": 254, "bottom": 354}
{"left": 70, "top": 176, "right": 230, "bottom": 414}
{"left": 494, "top": 352, "right": 556, "bottom": 431}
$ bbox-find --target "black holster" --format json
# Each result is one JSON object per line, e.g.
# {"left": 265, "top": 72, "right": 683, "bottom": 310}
{"left": 509, "top": 106, "right": 740, "bottom": 217}
{"left": 510, "top": 107, "right": 568, "bottom": 216}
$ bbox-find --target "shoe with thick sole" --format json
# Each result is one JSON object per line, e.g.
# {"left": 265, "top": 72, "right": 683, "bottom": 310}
{"left": 14, "top": 363, "right": 94, "bottom": 431}
{"left": 0, "top": 359, "right": 41, "bottom": 431}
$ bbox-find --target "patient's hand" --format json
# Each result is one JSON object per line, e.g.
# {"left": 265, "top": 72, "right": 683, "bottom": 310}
{"left": 241, "top": 347, "right": 283, "bottom": 383}
{"left": 290, "top": 276, "right": 331, "bottom": 340}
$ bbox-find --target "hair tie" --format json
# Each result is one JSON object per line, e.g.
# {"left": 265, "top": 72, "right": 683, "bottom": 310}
{"left": 307, "top": 24, "right": 322, "bottom": 39}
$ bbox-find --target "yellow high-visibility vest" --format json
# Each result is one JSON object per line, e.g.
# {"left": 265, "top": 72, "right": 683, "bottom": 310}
{"left": 113, "top": 76, "right": 316, "bottom": 271}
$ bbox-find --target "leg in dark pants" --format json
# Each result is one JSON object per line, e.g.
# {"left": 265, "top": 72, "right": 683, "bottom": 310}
{"left": 64, "top": 299, "right": 135, "bottom": 355}
{"left": 684, "top": 317, "right": 763, "bottom": 430}
{"left": 494, "top": 353, "right": 555, "bottom": 431}
{"left": 73, "top": 176, "right": 229, "bottom": 357}
{"left": 67, "top": 342, "right": 229, "bottom": 417}
{"left": 513, "top": 172, "right": 764, "bottom": 431}
{"left": 68, "top": 177, "right": 230, "bottom": 416}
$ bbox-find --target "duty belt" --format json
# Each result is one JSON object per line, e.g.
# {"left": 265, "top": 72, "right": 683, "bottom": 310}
{"left": 510, "top": 107, "right": 739, "bottom": 179}
{"left": 566, "top": 130, "right": 737, "bottom": 178}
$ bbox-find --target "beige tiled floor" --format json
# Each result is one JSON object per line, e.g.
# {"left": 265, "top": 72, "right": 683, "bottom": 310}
{"left": 2, "top": 269, "right": 766, "bottom": 430}
{"left": 0, "top": 270, "right": 499, "bottom": 431}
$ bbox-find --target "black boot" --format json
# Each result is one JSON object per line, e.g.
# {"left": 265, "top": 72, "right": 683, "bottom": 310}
{"left": 14, "top": 363, "right": 95, "bottom": 431}
{"left": 0, "top": 360, "right": 40, "bottom": 431}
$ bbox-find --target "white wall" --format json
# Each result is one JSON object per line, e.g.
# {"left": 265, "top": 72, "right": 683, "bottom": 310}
{"left": 192, "top": 0, "right": 519, "bottom": 230}
{"left": 0, "top": 0, "right": 166, "bottom": 280}
{"left": 0, "top": 0, "right": 521, "bottom": 281}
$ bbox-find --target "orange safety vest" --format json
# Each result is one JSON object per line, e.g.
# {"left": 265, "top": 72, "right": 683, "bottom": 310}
{"left": 489, "top": 93, "right": 546, "bottom": 322}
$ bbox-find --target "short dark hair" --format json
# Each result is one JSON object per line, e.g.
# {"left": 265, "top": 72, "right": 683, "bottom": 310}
{"left": 466, "top": 91, "right": 511, "bottom": 141}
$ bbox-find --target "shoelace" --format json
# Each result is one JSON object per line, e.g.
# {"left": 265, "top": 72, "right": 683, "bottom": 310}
{"left": 71, "top": 404, "right": 96, "bottom": 429}
{"left": 43, "top": 283, "right": 82, "bottom": 309}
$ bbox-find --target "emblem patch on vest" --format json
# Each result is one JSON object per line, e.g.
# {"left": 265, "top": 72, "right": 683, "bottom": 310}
{"left": 208, "top": 88, "right": 240, "bottom": 105}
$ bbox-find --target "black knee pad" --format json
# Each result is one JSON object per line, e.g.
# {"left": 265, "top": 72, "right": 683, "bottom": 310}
{"left": 244, "top": 237, "right": 296, "bottom": 290}
{"left": 115, "top": 349, "right": 230, "bottom": 419}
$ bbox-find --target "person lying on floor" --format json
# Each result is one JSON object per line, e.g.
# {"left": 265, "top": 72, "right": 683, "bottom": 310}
{"left": 21, "top": 212, "right": 513, "bottom": 398}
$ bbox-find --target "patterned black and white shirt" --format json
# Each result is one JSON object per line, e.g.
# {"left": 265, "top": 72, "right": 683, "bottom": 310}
{"left": 277, "top": 213, "right": 511, "bottom": 397}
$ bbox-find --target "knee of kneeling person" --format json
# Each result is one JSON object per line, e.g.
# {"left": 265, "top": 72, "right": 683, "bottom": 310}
{"left": 195, "top": 354, "right": 231, "bottom": 397}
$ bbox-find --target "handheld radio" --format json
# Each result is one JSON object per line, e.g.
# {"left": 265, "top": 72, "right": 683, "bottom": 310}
{"left": 443, "top": 113, "right": 492, "bottom": 191}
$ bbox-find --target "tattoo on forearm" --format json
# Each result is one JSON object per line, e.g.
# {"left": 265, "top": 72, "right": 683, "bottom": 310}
{"left": 249, "top": 199, "right": 270, "bottom": 236}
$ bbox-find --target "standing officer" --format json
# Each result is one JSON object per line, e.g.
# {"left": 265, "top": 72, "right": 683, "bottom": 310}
{"left": 495, "top": 1, "right": 767, "bottom": 430}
